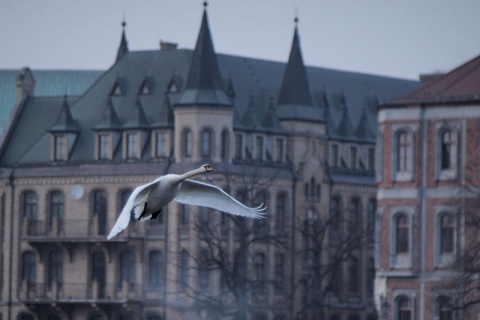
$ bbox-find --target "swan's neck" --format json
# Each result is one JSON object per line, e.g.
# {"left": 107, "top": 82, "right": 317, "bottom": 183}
{"left": 179, "top": 167, "right": 205, "bottom": 181}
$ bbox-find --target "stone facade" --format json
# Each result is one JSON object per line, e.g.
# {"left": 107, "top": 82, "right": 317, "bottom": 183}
{"left": 0, "top": 7, "right": 419, "bottom": 320}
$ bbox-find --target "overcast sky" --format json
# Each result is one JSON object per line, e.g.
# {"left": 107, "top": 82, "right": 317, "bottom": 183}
{"left": 1, "top": 0, "right": 479, "bottom": 80}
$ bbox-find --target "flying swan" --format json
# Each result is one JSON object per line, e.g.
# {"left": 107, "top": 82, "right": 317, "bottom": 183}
{"left": 107, "top": 164, "right": 266, "bottom": 239}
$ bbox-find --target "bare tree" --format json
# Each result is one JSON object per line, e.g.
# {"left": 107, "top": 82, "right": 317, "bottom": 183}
{"left": 173, "top": 165, "right": 291, "bottom": 320}
{"left": 294, "top": 196, "right": 375, "bottom": 319}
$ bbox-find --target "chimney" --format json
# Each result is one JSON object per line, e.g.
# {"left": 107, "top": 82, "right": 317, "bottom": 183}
{"left": 16, "top": 67, "right": 35, "bottom": 102}
{"left": 160, "top": 41, "right": 178, "bottom": 51}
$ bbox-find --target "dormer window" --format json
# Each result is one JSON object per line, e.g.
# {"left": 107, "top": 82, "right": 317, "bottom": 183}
{"left": 111, "top": 81, "right": 124, "bottom": 96}
{"left": 139, "top": 80, "right": 151, "bottom": 95}
{"left": 97, "top": 133, "right": 113, "bottom": 160}
{"left": 124, "top": 132, "right": 140, "bottom": 160}
{"left": 167, "top": 80, "right": 179, "bottom": 93}
{"left": 153, "top": 131, "right": 168, "bottom": 158}
{"left": 53, "top": 134, "right": 67, "bottom": 161}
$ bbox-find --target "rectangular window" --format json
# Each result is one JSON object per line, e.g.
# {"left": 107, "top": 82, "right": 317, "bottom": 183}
{"left": 331, "top": 144, "right": 339, "bottom": 167}
{"left": 275, "top": 138, "right": 284, "bottom": 162}
{"left": 235, "top": 134, "right": 243, "bottom": 159}
{"left": 255, "top": 136, "right": 264, "bottom": 161}
{"left": 368, "top": 147, "right": 375, "bottom": 171}
{"left": 126, "top": 133, "right": 139, "bottom": 159}
{"left": 155, "top": 132, "right": 167, "bottom": 157}
{"left": 350, "top": 146, "right": 357, "bottom": 169}
{"left": 98, "top": 134, "right": 111, "bottom": 160}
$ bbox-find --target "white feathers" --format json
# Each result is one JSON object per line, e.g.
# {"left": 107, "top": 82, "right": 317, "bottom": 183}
{"left": 107, "top": 165, "right": 266, "bottom": 240}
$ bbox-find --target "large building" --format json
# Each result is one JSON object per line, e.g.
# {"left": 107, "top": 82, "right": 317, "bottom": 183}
{"left": 0, "top": 6, "right": 418, "bottom": 320}
{"left": 376, "top": 53, "right": 480, "bottom": 319}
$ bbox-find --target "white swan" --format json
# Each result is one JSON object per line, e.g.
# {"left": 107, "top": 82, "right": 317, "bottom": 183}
{"left": 107, "top": 164, "right": 266, "bottom": 239}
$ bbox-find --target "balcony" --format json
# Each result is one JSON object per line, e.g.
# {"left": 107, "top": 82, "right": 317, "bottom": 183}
{"left": 21, "top": 219, "right": 143, "bottom": 241}
{"left": 19, "top": 281, "right": 143, "bottom": 303}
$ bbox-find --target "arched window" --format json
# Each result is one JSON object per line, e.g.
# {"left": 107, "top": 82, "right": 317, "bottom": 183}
{"left": 93, "top": 190, "right": 108, "bottom": 235}
{"left": 147, "top": 316, "right": 162, "bottom": 320}
{"left": 348, "top": 256, "right": 359, "bottom": 294}
{"left": 90, "top": 315, "right": 104, "bottom": 320}
{"left": 397, "top": 130, "right": 413, "bottom": 172}
{"left": 395, "top": 214, "right": 409, "bottom": 254}
{"left": 274, "top": 253, "right": 285, "bottom": 291}
{"left": 179, "top": 250, "right": 189, "bottom": 291}
{"left": 47, "top": 315, "right": 61, "bottom": 320}
{"left": 120, "top": 251, "right": 135, "bottom": 284}
{"left": 198, "top": 249, "right": 210, "bottom": 290}
{"left": 22, "top": 251, "right": 36, "bottom": 284}
{"left": 367, "top": 257, "right": 375, "bottom": 295}
{"left": 149, "top": 251, "right": 164, "bottom": 288}
{"left": 367, "top": 199, "right": 376, "bottom": 241}
{"left": 349, "top": 198, "right": 361, "bottom": 236}
{"left": 275, "top": 193, "right": 287, "bottom": 235}
{"left": 23, "top": 191, "right": 37, "bottom": 220}
{"left": 221, "top": 129, "right": 229, "bottom": 160}
{"left": 201, "top": 129, "right": 212, "bottom": 158}
{"left": 50, "top": 191, "right": 64, "bottom": 224}
{"left": 330, "top": 196, "right": 342, "bottom": 242}
{"left": 253, "top": 253, "right": 266, "bottom": 293}
{"left": 49, "top": 250, "right": 63, "bottom": 285}
{"left": 91, "top": 251, "right": 106, "bottom": 298}
{"left": 183, "top": 129, "right": 192, "bottom": 158}
{"left": 19, "top": 314, "right": 35, "bottom": 320}
{"left": 396, "top": 296, "right": 412, "bottom": 320}
{"left": 436, "top": 296, "right": 453, "bottom": 320}
{"left": 440, "top": 129, "right": 454, "bottom": 170}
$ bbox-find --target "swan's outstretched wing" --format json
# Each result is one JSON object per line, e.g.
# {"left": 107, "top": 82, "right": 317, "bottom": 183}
{"left": 107, "top": 179, "right": 159, "bottom": 239}
{"left": 174, "top": 179, "right": 266, "bottom": 218}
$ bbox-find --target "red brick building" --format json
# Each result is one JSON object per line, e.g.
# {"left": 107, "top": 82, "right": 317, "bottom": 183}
{"left": 376, "top": 54, "right": 480, "bottom": 319}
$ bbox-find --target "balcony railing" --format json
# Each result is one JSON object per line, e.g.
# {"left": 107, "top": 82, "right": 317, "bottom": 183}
{"left": 21, "top": 219, "right": 143, "bottom": 240}
{"left": 19, "top": 281, "right": 143, "bottom": 302}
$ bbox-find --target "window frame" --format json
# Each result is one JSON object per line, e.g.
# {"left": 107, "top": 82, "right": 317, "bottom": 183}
{"left": 392, "top": 126, "right": 416, "bottom": 182}
{"left": 436, "top": 124, "right": 458, "bottom": 181}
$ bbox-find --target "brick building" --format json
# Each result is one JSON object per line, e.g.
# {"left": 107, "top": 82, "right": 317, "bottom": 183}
{"left": 376, "top": 53, "right": 480, "bottom": 319}
{"left": 0, "top": 5, "right": 418, "bottom": 320}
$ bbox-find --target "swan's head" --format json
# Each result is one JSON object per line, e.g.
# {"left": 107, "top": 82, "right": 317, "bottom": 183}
{"left": 203, "top": 164, "right": 213, "bottom": 172}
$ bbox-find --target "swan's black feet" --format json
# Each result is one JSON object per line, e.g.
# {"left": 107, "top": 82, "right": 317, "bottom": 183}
{"left": 138, "top": 202, "right": 148, "bottom": 221}
{"left": 152, "top": 208, "right": 162, "bottom": 220}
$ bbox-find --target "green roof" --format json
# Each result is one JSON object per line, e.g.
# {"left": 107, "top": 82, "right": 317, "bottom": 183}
{"left": 0, "top": 69, "right": 103, "bottom": 135}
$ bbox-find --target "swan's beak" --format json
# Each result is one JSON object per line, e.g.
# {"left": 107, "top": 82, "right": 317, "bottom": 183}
{"left": 204, "top": 164, "right": 213, "bottom": 172}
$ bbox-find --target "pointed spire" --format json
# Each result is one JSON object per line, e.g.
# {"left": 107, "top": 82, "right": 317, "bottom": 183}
{"left": 124, "top": 96, "right": 149, "bottom": 129}
{"left": 336, "top": 99, "right": 355, "bottom": 139}
{"left": 355, "top": 107, "right": 375, "bottom": 141}
{"left": 277, "top": 22, "right": 314, "bottom": 107}
{"left": 50, "top": 95, "right": 79, "bottom": 132}
{"left": 177, "top": 4, "right": 230, "bottom": 106}
{"left": 95, "top": 98, "right": 121, "bottom": 130}
{"left": 242, "top": 95, "right": 258, "bottom": 128}
{"left": 276, "top": 20, "right": 322, "bottom": 122}
{"left": 262, "top": 97, "right": 281, "bottom": 130}
{"left": 116, "top": 19, "right": 129, "bottom": 62}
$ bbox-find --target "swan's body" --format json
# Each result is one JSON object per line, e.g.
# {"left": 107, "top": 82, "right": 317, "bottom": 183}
{"left": 107, "top": 164, "right": 266, "bottom": 239}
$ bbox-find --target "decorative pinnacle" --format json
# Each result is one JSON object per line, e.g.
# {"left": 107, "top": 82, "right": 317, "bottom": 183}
{"left": 203, "top": 1, "right": 208, "bottom": 8}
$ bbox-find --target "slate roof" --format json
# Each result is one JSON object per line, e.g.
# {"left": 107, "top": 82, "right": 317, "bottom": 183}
{"left": 0, "top": 9, "right": 419, "bottom": 167}
{"left": 386, "top": 53, "right": 480, "bottom": 106}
